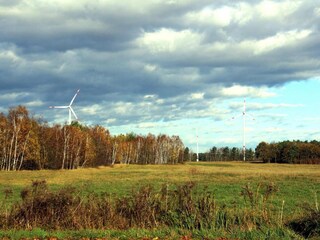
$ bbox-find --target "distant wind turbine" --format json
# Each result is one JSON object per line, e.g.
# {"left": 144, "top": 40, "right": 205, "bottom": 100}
{"left": 232, "top": 98, "right": 255, "bottom": 161}
{"left": 49, "top": 89, "right": 80, "bottom": 125}
{"left": 242, "top": 98, "right": 247, "bottom": 162}
{"left": 196, "top": 127, "right": 199, "bottom": 162}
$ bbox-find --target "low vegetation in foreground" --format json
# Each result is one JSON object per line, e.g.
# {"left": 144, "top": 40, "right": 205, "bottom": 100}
{"left": 0, "top": 162, "right": 319, "bottom": 239}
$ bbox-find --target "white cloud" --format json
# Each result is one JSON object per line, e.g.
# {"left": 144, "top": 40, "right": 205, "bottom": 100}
{"left": 144, "top": 94, "right": 156, "bottom": 99}
{"left": 106, "top": 118, "right": 116, "bottom": 124}
{"left": 240, "top": 29, "right": 312, "bottom": 55}
{"left": 186, "top": 3, "right": 253, "bottom": 27}
{"left": 190, "top": 92, "right": 205, "bottom": 100}
{"left": 156, "top": 99, "right": 165, "bottom": 104}
{"left": 81, "top": 104, "right": 103, "bottom": 115}
{"left": 257, "top": 0, "right": 302, "bottom": 19}
{"left": 114, "top": 102, "right": 133, "bottom": 114}
{"left": 141, "top": 95, "right": 165, "bottom": 109}
{"left": 186, "top": 6, "right": 233, "bottom": 27}
{"left": 25, "top": 100, "right": 44, "bottom": 107}
{"left": 250, "top": 103, "right": 304, "bottom": 112}
{"left": 256, "top": 113, "right": 287, "bottom": 118}
{"left": 221, "top": 85, "right": 276, "bottom": 98}
{"left": 0, "top": 92, "right": 29, "bottom": 101}
{"left": 144, "top": 64, "right": 157, "bottom": 72}
{"left": 229, "top": 102, "right": 304, "bottom": 110}
{"left": 0, "top": 50, "right": 22, "bottom": 63}
{"left": 233, "top": 3, "right": 254, "bottom": 25}
{"left": 137, "top": 28, "right": 203, "bottom": 53}
{"left": 253, "top": 30, "right": 312, "bottom": 54}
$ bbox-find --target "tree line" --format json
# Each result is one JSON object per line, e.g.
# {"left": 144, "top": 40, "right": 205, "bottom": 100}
{"left": 1, "top": 106, "right": 318, "bottom": 170}
{"left": 200, "top": 140, "right": 320, "bottom": 164}
{"left": 196, "top": 146, "right": 255, "bottom": 162}
{"left": 0, "top": 106, "right": 186, "bottom": 171}
{"left": 255, "top": 140, "right": 320, "bottom": 164}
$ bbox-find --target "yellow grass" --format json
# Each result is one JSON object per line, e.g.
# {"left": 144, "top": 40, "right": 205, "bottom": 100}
{"left": 0, "top": 162, "right": 318, "bottom": 239}
{"left": 0, "top": 161, "right": 319, "bottom": 188}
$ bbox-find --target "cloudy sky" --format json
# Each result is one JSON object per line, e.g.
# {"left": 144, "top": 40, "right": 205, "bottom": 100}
{"left": 1, "top": 0, "right": 320, "bottom": 152}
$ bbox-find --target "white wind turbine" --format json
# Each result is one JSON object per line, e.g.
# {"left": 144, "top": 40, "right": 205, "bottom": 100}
{"left": 49, "top": 89, "right": 80, "bottom": 125}
{"left": 232, "top": 98, "right": 255, "bottom": 161}
{"left": 196, "top": 127, "right": 199, "bottom": 162}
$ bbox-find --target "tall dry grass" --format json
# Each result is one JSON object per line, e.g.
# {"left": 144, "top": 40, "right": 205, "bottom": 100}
{"left": 0, "top": 179, "right": 283, "bottom": 232}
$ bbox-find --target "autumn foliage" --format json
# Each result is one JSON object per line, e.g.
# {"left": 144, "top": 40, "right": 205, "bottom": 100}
{"left": 0, "top": 106, "right": 186, "bottom": 170}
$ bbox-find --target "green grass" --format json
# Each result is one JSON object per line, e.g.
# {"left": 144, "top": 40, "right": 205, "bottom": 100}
{"left": 0, "top": 161, "right": 319, "bottom": 239}
{"left": 1, "top": 162, "right": 319, "bottom": 212}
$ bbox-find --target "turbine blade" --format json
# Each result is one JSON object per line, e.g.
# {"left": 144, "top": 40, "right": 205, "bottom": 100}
{"left": 246, "top": 112, "right": 256, "bottom": 120}
{"left": 69, "top": 89, "right": 80, "bottom": 106}
{"left": 231, "top": 113, "right": 242, "bottom": 120}
{"left": 70, "top": 106, "right": 78, "bottom": 120}
{"left": 49, "top": 106, "right": 68, "bottom": 109}
{"left": 69, "top": 108, "right": 72, "bottom": 124}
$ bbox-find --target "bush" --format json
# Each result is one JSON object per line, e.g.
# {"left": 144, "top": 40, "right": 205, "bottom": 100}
{"left": 9, "top": 180, "right": 78, "bottom": 229}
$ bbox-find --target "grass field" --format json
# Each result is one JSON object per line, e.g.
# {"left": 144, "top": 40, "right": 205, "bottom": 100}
{"left": 0, "top": 162, "right": 319, "bottom": 239}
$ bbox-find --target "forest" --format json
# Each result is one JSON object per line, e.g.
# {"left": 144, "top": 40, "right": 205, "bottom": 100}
{"left": 0, "top": 106, "right": 319, "bottom": 171}
{"left": 255, "top": 140, "right": 320, "bottom": 164}
{"left": 0, "top": 106, "right": 186, "bottom": 170}
{"left": 197, "top": 146, "right": 255, "bottom": 162}
{"left": 199, "top": 141, "right": 320, "bottom": 164}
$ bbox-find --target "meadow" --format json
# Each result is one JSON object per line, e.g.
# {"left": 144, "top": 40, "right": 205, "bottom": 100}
{"left": 0, "top": 162, "right": 319, "bottom": 239}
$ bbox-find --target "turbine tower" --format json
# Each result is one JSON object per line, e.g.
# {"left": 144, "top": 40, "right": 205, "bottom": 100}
{"left": 232, "top": 98, "right": 254, "bottom": 162}
{"left": 242, "top": 98, "right": 246, "bottom": 162}
{"left": 196, "top": 127, "right": 199, "bottom": 162}
{"left": 49, "top": 89, "right": 80, "bottom": 125}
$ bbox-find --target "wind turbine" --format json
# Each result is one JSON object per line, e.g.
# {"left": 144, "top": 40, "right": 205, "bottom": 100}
{"left": 196, "top": 127, "right": 199, "bottom": 162}
{"left": 49, "top": 89, "right": 80, "bottom": 125}
{"left": 242, "top": 98, "right": 247, "bottom": 162}
{"left": 232, "top": 98, "right": 254, "bottom": 161}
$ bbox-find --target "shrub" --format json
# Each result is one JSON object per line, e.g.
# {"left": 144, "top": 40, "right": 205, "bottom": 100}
{"left": 9, "top": 180, "right": 78, "bottom": 229}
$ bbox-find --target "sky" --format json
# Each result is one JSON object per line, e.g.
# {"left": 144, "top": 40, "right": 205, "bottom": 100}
{"left": 1, "top": 0, "right": 320, "bottom": 152}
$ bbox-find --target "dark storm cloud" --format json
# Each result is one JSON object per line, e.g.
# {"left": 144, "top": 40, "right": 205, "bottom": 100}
{"left": 0, "top": 0, "right": 320, "bottom": 126}
{"left": 0, "top": 1, "right": 212, "bottom": 52}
